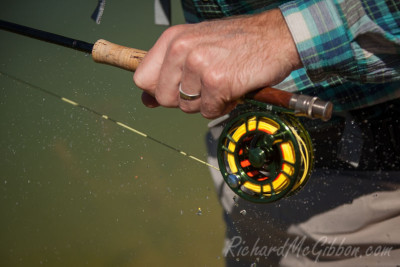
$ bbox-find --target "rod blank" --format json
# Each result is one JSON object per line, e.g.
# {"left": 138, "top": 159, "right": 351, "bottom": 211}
{"left": 0, "top": 19, "right": 93, "bottom": 53}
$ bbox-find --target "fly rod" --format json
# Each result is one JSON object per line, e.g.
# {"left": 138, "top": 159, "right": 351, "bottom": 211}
{"left": 0, "top": 19, "right": 333, "bottom": 121}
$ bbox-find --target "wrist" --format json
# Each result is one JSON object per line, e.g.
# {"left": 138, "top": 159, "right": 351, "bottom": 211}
{"left": 257, "top": 9, "right": 303, "bottom": 73}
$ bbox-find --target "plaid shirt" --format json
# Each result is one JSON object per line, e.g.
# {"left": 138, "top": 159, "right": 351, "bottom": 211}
{"left": 181, "top": 0, "right": 400, "bottom": 111}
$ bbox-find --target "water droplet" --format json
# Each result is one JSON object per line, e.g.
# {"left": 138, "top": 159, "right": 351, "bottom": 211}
{"left": 196, "top": 207, "right": 202, "bottom": 216}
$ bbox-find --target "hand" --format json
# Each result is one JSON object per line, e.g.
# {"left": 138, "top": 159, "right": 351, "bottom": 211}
{"left": 133, "top": 9, "right": 302, "bottom": 119}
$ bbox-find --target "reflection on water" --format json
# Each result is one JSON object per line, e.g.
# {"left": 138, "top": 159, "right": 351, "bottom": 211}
{"left": 0, "top": 0, "right": 225, "bottom": 266}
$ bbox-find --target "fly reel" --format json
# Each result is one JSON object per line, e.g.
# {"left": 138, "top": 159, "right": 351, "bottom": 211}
{"left": 217, "top": 104, "right": 314, "bottom": 203}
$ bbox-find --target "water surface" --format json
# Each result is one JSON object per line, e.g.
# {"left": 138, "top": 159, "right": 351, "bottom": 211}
{"left": 0, "top": 1, "right": 225, "bottom": 266}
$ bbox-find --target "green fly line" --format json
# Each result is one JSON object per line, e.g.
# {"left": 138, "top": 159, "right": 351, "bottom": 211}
{"left": 0, "top": 71, "right": 219, "bottom": 171}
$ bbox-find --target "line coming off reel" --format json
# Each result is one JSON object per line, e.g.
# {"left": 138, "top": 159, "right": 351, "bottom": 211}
{"left": 217, "top": 103, "right": 314, "bottom": 203}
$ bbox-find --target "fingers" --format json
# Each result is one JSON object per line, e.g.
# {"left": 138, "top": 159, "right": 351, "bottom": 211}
{"left": 133, "top": 25, "right": 187, "bottom": 97}
{"left": 135, "top": 16, "right": 271, "bottom": 119}
{"left": 155, "top": 41, "right": 185, "bottom": 107}
{"left": 133, "top": 23, "right": 237, "bottom": 119}
{"left": 178, "top": 49, "right": 206, "bottom": 113}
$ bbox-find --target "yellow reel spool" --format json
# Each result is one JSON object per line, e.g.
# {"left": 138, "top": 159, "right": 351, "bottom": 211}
{"left": 218, "top": 110, "right": 313, "bottom": 203}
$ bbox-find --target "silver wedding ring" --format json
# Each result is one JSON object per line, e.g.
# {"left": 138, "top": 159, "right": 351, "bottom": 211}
{"left": 179, "top": 83, "right": 201, "bottom": 100}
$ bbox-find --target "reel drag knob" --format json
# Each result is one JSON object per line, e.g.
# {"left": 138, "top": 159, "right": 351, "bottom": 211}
{"left": 248, "top": 147, "right": 266, "bottom": 168}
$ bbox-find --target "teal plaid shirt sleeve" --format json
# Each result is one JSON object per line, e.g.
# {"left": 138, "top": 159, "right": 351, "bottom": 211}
{"left": 280, "top": 0, "right": 400, "bottom": 84}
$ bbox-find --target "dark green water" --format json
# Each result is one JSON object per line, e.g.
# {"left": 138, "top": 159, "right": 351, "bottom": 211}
{"left": 0, "top": 1, "right": 225, "bottom": 266}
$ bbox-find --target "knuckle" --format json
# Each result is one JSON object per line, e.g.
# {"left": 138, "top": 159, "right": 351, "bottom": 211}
{"left": 202, "top": 68, "right": 225, "bottom": 89}
{"left": 186, "top": 49, "right": 209, "bottom": 71}
{"left": 161, "top": 26, "right": 177, "bottom": 38}
{"left": 169, "top": 37, "right": 193, "bottom": 57}
{"left": 159, "top": 25, "right": 185, "bottom": 44}
{"left": 162, "top": 24, "right": 186, "bottom": 38}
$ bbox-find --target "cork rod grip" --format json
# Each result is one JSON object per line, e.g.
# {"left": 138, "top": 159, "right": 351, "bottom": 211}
{"left": 92, "top": 39, "right": 146, "bottom": 72}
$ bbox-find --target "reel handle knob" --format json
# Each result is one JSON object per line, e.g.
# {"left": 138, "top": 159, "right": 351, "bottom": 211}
{"left": 288, "top": 94, "right": 333, "bottom": 121}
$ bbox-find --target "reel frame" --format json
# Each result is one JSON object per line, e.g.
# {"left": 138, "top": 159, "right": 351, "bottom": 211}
{"left": 217, "top": 102, "right": 314, "bottom": 203}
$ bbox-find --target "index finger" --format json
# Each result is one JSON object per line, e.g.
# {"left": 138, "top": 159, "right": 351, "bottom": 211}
{"left": 133, "top": 25, "right": 187, "bottom": 94}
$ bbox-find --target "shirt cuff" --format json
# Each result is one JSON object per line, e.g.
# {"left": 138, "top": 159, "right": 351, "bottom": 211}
{"left": 279, "top": 0, "right": 357, "bottom": 82}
